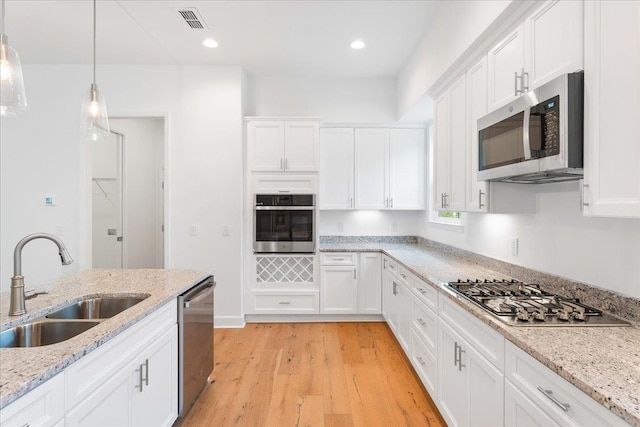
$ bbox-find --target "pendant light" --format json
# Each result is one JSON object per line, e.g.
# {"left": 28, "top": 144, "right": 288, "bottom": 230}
{"left": 80, "top": 0, "right": 109, "bottom": 140}
{"left": 0, "top": 0, "right": 27, "bottom": 116}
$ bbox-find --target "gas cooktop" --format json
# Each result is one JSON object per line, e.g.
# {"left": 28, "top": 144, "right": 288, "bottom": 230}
{"left": 446, "top": 279, "right": 630, "bottom": 327}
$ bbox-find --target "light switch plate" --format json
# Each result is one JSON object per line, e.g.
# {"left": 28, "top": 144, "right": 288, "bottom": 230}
{"left": 511, "top": 237, "right": 519, "bottom": 256}
{"left": 222, "top": 225, "right": 230, "bottom": 236}
{"left": 189, "top": 224, "right": 198, "bottom": 236}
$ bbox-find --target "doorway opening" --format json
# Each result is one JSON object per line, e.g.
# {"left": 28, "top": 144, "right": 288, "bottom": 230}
{"left": 90, "top": 117, "right": 165, "bottom": 268}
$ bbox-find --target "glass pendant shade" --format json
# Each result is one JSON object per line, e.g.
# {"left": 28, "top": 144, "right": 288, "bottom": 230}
{"left": 0, "top": 34, "right": 27, "bottom": 116}
{"left": 80, "top": 83, "right": 110, "bottom": 141}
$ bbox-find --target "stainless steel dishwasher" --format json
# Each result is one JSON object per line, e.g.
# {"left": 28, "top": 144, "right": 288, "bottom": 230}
{"left": 178, "top": 275, "right": 215, "bottom": 418}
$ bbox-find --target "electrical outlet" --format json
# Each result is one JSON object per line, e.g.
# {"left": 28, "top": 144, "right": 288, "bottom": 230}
{"left": 222, "top": 225, "right": 230, "bottom": 236}
{"left": 189, "top": 224, "right": 198, "bottom": 236}
{"left": 511, "top": 237, "right": 519, "bottom": 256}
{"left": 338, "top": 222, "right": 344, "bottom": 233}
{"left": 392, "top": 222, "right": 398, "bottom": 232}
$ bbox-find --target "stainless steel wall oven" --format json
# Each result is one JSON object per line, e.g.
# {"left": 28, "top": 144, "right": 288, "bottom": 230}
{"left": 253, "top": 194, "right": 315, "bottom": 253}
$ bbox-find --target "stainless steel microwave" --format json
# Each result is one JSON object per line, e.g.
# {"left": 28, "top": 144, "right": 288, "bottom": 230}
{"left": 253, "top": 194, "right": 315, "bottom": 253}
{"left": 477, "top": 72, "right": 583, "bottom": 184}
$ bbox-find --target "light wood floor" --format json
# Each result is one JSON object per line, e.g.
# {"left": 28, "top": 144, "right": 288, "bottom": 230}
{"left": 180, "top": 322, "right": 446, "bottom": 427}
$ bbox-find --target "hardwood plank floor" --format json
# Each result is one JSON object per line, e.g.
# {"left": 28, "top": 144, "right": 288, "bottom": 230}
{"left": 180, "top": 323, "right": 446, "bottom": 427}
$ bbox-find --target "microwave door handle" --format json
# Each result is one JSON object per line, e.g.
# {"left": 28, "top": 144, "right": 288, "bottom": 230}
{"left": 523, "top": 106, "right": 532, "bottom": 160}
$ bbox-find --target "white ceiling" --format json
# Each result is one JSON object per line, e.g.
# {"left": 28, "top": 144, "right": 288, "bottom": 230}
{"left": 5, "top": 0, "right": 442, "bottom": 77}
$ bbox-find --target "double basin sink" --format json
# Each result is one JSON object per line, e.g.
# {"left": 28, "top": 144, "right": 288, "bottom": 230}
{"left": 0, "top": 296, "right": 149, "bottom": 348}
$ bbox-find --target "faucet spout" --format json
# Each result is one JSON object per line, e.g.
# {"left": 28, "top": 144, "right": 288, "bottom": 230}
{"left": 9, "top": 233, "right": 74, "bottom": 316}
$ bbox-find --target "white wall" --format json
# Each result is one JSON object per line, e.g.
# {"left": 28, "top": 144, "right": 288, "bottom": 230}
{"left": 248, "top": 75, "right": 397, "bottom": 123}
{"left": 0, "top": 64, "right": 245, "bottom": 325}
{"left": 397, "top": 0, "right": 512, "bottom": 119}
{"left": 421, "top": 181, "right": 640, "bottom": 299}
{"left": 320, "top": 210, "right": 420, "bottom": 236}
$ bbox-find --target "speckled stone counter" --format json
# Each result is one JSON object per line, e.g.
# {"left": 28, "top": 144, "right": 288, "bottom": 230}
{"left": 0, "top": 269, "right": 209, "bottom": 409}
{"left": 321, "top": 239, "right": 640, "bottom": 426}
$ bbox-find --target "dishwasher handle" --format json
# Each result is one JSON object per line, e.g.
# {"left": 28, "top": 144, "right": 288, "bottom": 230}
{"left": 183, "top": 282, "right": 214, "bottom": 308}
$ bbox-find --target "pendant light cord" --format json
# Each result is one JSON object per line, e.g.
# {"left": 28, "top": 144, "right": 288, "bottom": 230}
{"left": 93, "top": 0, "right": 96, "bottom": 85}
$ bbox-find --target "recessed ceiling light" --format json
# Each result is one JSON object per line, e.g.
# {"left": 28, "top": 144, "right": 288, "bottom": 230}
{"left": 203, "top": 39, "right": 218, "bottom": 48}
{"left": 350, "top": 40, "right": 366, "bottom": 50}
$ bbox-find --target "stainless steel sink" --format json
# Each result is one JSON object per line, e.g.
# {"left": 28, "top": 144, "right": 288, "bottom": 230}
{"left": 46, "top": 296, "right": 148, "bottom": 320}
{"left": 0, "top": 320, "right": 101, "bottom": 348}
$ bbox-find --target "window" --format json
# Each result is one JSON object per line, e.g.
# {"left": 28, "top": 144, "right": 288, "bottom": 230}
{"left": 427, "top": 124, "right": 463, "bottom": 228}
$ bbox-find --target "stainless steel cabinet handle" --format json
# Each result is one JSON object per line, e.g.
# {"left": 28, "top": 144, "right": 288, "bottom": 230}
{"left": 350, "top": 197, "right": 353, "bottom": 208}
{"left": 390, "top": 197, "right": 393, "bottom": 208}
{"left": 441, "top": 193, "right": 444, "bottom": 208}
{"left": 143, "top": 359, "right": 149, "bottom": 386}
{"left": 581, "top": 182, "right": 590, "bottom": 208}
{"left": 479, "top": 189, "right": 485, "bottom": 209}
{"left": 278, "top": 301, "right": 291, "bottom": 305}
{"left": 537, "top": 386, "right": 570, "bottom": 412}
{"left": 419, "top": 289, "right": 427, "bottom": 295}
{"left": 332, "top": 258, "right": 345, "bottom": 261}
{"left": 417, "top": 318, "right": 426, "bottom": 326}
{"left": 417, "top": 356, "right": 426, "bottom": 366}
{"left": 523, "top": 68, "right": 529, "bottom": 92}
{"left": 514, "top": 71, "right": 519, "bottom": 96}
{"left": 354, "top": 269, "right": 356, "bottom": 280}
{"left": 383, "top": 258, "right": 387, "bottom": 268}
{"left": 458, "top": 347, "right": 465, "bottom": 371}
{"left": 135, "top": 363, "right": 144, "bottom": 392}
{"left": 515, "top": 71, "right": 523, "bottom": 96}
{"left": 392, "top": 282, "right": 397, "bottom": 296}
{"left": 401, "top": 273, "right": 407, "bottom": 279}
{"left": 454, "top": 342, "right": 459, "bottom": 366}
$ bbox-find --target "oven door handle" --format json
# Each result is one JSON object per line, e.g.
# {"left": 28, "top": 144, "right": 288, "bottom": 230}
{"left": 254, "top": 206, "right": 314, "bottom": 211}
{"left": 183, "top": 283, "right": 214, "bottom": 308}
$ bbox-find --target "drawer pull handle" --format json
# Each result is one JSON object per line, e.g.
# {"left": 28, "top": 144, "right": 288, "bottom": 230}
{"left": 417, "top": 356, "right": 426, "bottom": 366}
{"left": 401, "top": 273, "right": 407, "bottom": 278}
{"left": 417, "top": 318, "right": 426, "bottom": 326}
{"left": 279, "top": 301, "right": 291, "bottom": 305}
{"left": 418, "top": 288, "right": 427, "bottom": 294}
{"left": 332, "top": 258, "right": 345, "bottom": 261}
{"left": 537, "top": 386, "right": 570, "bottom": 412}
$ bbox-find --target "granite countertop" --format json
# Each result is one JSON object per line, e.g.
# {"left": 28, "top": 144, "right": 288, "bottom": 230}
{"left": 0, "top": 268, "right": 209, "bottom": 409}
{"left": 321, "top": 241, "right": 640, "bottom": 427}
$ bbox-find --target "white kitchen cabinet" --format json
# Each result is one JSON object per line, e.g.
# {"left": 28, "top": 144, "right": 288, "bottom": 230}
{"left": 385, "top": 272, "right": 411, "bottom": 353}
{"left": 357, "top": 252, "right": 382, "bottom": 314}
{"left": 320, "top": 252, "right": 381, "bottom": 315}
{"left": 320, "top": 264, "right": 358, "bottom": 314}
{"left": 433, "top": 73, "right": 466, "bottom": 212}
{"left": 438, "top": 319, "right": 504, "bottom": 427}
{"left": 319, "top": 128, "right": 354, "bottom": 209}
{"left": 488, "top": 1, "right": 582, "bottom": 110}
{"left": 583, "top": 0, "right": 640, "bottom": 218}
{"left": 410, "top": 329, "right": 437, "bottom": 395}
{"left": 488, "top": 24, "right": 525, "bottom": 110}
{"left": 354, "top": 128, "right": 389, "bottom": 209}
{"left": 0, "top": 373, "right": 64, "bottom": 427}
{"left": 505, "top": 380, "right": 561, "bottom": 427}
{"left": 388, "top": 129, "right": 426, "bottom": 209}
{"left": 247, "top": 120, "right": 319, "bottom": 172}
{"left": 466, "top": 57, "right": 490, "bottom": 213}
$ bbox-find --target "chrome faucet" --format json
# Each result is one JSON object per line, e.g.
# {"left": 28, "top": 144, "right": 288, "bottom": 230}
{"left": 9, "top": 233, "right": 73, "bottom": 316}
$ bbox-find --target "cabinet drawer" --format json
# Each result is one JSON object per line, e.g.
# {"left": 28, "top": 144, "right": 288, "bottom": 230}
{"left": 410, "top": 329, "right": 437, "bottom": 395}
{"left": 382, "top": 255, "right": 397, "bottom": 273}
{"left": 411, "top": 276, "right": 438, "bottom": 313}
{"left": 65, "top": 301, "right": 176, "bottom": 411}
{"left": 0, "top": 373, "right": 64, "bottom": 427}
{"left": 505, "top": 341, "right": 628, "bottom": 427}
{"left": 412, "top": 299, "right": 437, "bottom": 354}
{"left": 505, "top": 379, "right": 561, "bottom": 427}
{"left": 320, "top": 252, "right": 357, "bottom": 265}
{"left": 253, "top": 292, "right": 319, "bottom": 313}
{"left": 397, "top": 265, "right": 411, "bottom": 283}
{"left": 439, "top": 296, "right": 505, "bottom": 371}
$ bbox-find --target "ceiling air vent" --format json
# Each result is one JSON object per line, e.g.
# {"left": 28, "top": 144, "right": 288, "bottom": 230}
{"left": 178, "top": 8, "right": 208, "bottom": 30}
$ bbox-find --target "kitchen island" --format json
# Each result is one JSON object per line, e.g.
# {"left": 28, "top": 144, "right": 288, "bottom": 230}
{"left": 0, "top": 269, "right": 209, "bottom": 411}
{"left": 320, "top": 237, "right": 640, "bottom": 427}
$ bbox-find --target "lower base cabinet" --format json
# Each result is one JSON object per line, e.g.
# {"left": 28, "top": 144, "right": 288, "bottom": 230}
{"left": 0, "top": 373, "right": 64, "bottom": 427}
{"left": 505, "top": 380, "right": 561, "bottom": 427}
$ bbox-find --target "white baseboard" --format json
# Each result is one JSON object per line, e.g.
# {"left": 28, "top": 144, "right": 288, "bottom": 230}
{"left": 214, "top": 315, "right": 246, "bottom": 328}
{"left": 244, "top": 314, "right": 385, "bottom": 323}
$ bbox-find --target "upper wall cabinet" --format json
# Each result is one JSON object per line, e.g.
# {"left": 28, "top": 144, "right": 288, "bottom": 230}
{"left": 434, "top": 74, "right": 467, "bottom": 212}
{"left": 583, "top": 0, "right": 640, "bottom": 218}
{"left": 320, "top": 127, "right": 425, "bottom": 210}
{"left": 488, "top": 0, "right": 583, "bottom": 110}
{"left": 466, "top": 57, "right": 489, "bottom": 213}
{"left": 247, "top": 120, "right": 319, "bottom": 172}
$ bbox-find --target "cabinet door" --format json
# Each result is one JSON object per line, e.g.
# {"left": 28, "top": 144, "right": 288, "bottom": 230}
{"left": 584, "top": 0, "right": 640, "bottom": 218}
{"left": 354, "top": 128, "right": 389, "bottom": 209}
{"left": 465, "top": 342, "right": 505, "bottom": 427}
{"left": 131, "top": 325, "right": 178, "bottom": 427}
{"left": 505, "top": 380, "right": 561, "bottom": 427}
{"left": 382, "top": 271, "right": 392, "bottom": 321}
{"left": 466, "top": 57, "right": 489, "bottom": 213}
{"left": 389, "top": 129, "right": 425, "bottom": 210}
{"left": 488, "top": 25, "right": 525, "bottom": 110}
{"left": 357, "top": 252, "right": 382, "bottom": 314}
{"left": 320, "top": 265, "right": 358, "bottom": 314}
{"left": 0, "top": 374, "right": 64, "bottom": 427}
{"left": 448, "top": 74, "right": 467, "bottom": 212}
{"left": 284, "top": 121, "right": 319, "bottom": 171}
{"left": 433, "top": 91, "right": 449, "bottom": 211}
{"left": 247, "top": 121, "right": 285, "bottom": 171}
{"left": 319, "top": 128, "right": 354, "bottom": 209}
{"left": 438, "top": 320, "right": 466, "bottom": 427}
{"left": 395, "top": 281, "right": 412, "bottom": 353}
{"left": 526, "top": 0, "right": 583, "bottom": 90}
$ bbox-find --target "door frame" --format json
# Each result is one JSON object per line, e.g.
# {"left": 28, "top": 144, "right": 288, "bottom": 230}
{"left": 79, "top": 112, "right": 170, "bottom": 270}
